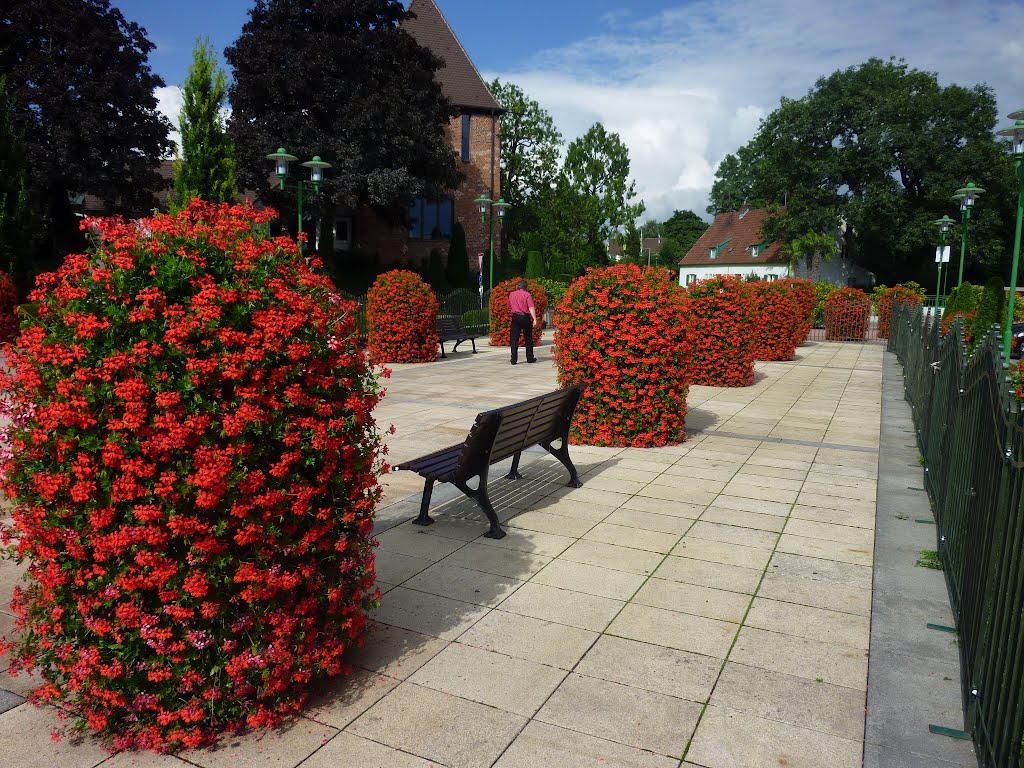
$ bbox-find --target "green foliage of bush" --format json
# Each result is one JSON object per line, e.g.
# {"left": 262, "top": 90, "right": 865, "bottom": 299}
{"left": 446, "top": 222, "right": 470, "bottom": 289}
{"left": 969, "top": 276, "right": 1005, "bottom": 346}
{"left": 525, "top": 250, "right": 545, "bottom": 279}
{"left": 535, "top": 277, "right": 570, "bottom": 308}
{"left": 461, "top": 308, "right": 489, "bottom": 332}
{"left": 944, "top": 283, "right": 978, "bottom": 318}
{"left": 813, "top": 281, "right": 839, "bottom": 328}
{"left": 425, "top": 249, "right": 449, "bottom": 293}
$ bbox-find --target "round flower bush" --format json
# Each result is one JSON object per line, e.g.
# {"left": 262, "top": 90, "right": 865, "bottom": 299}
{"left": 0, "top": 271, "right": 18, "bottom": 343}
{"left": 0, "top": 200, "right": 386, "bottom": 751}
{"left": 685, "top": 275, "right": 755, "bottom": 387}
{"left": 749, "top": 280, "right": 802, "bottom": 361}
{"left": 824, "top": 287, "right": 870, "bottom": 340}
{"left": 877, "top": 285, "right": 923, "bottom": 339}
{"left": 554, "top": 264, "right": 690, "bottom": 446}
{"left": 777, "top": 278, "right": 815, "bottom": 347}
{"left": 489, "top": 277, "right": 547, "bottom": 347}
{"left": 366, "top": 270, "right": 439, "bottom": 363}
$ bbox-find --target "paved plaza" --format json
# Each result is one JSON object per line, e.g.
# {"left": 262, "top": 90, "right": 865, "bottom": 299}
{"left": 0, "top": 332, "right": 927, "bottom": 767}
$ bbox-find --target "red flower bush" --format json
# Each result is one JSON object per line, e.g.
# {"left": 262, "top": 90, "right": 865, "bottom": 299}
{"left": 0, "top": 200, "right": 386, "bottom": 751}
{"left": 824, "top": 287, "right": 870, "bottom": 340}
{"left": 749, "top": 280, "right": 803, "bottom": 361}
{"left": 489, "top": 277, "right": 547, "bottom": 347}
{"left": 877, "top": 285, "right": 923, "bottom": 339}
{"left": 366, "top": 270, "right": 438, "bottom": 363}
{"left": 685, "top": 275, "right": 755, "bottom": 386}
{"left": 0, "top": 271, "right": 18, "bottom": 343}
{"left": 777, "top": 278, "right": 815, "bottom": 346}
{"left": 554, "top": 264, "right": 689, "bottom": 447}
{"left": 942, "top": 309, "right": 976, "bottom": 345}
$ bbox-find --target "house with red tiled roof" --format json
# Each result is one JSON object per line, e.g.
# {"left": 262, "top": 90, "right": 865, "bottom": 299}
{"left": 678, "top": 206, "right": 790, "bottom": 286}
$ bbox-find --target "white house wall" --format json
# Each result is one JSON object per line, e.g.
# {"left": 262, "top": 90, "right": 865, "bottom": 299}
{"left": 679, "top": 263, "right": 791, "bottom": 286}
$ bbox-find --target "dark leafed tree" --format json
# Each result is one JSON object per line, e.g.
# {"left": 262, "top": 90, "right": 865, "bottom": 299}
{"left": 0, "top": 76, "right": 37, "bottom": 298}
{"left": 175, "top": 37, "right": 237, "bottom": 206}
{"left": 0, "top": 0, "right": 173, "bottom": 266}
{"left": 226, "top": 0, "right": 461, "bottom": 240}
{"left": 660, "top": 209, "right": 709, "bottom": 256}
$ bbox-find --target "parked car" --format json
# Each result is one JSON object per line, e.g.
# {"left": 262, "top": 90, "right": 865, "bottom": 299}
{"left": 1012, "top": 323, "right": 1024, "bottom": 359}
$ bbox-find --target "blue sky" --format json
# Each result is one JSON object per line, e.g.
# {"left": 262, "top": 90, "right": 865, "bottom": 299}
{"left": 115, "top": 0, "right": 1024, "bottom": 222}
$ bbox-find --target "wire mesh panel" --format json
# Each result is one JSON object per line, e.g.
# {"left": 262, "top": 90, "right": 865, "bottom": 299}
{"left": 889, "top": 301, "right": 1024, "bottom": 767}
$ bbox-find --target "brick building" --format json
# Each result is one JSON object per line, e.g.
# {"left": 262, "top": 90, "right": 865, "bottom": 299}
{"left": 342, "top": 0, "right": 503, "bottom": 268}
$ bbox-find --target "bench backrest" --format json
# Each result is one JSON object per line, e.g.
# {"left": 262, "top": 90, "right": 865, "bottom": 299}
{"left": 436, "top": 315, "right": 467, "bottom": 336}
{"left": 454, "top": 385, "right": 583, "bottom": 480}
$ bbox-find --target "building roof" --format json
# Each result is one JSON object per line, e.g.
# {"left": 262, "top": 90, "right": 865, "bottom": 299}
{"left": 403, "top": 0, "right": 502, "bottom": 113}
{"left": 679, "top": 206, "right": 787, "bottom": 266}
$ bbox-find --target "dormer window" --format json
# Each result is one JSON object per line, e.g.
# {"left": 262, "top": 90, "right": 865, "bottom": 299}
{"left": 710, "top": 238, "right": 731, "bottom": 260}
{"left": 751, "top": 242, "right": 767, "bottom": 258}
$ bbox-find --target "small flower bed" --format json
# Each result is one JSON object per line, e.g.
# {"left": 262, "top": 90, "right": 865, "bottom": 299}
{"left": 877, "top": 285, "right": 923, "bottom": 339}
{"left": 366, "top": 270, "right": 439, "bottom": 363}
{"left": 685, "top": 275, "right": 754, "bottom": 387}
{"left": 824, "top": 287, "right": 870, "bottom": 341}
{"left": 554, "top": 264, "right": 689, "bottom": 446}
{"left": 749, "top": 280, "right": 802, "bottom": 361}
{"left": 489, "top": 277, "right": 547, "bottom": 347}
{"left": 0, "top": 200, "right": 386, "bottom": 751}
{"left": 0, "top": 271, "right": 18, "bottom": 343}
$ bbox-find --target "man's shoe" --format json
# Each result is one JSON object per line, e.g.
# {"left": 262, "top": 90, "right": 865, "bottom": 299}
{"left": 526, "top": 359, "right": 538, "bottom": 363}
{"left": 510, "top": 361, "right": 517, "bottom": 365}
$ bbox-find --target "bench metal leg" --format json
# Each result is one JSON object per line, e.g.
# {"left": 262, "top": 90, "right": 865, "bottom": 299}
{"left": 438, "top": 342, "right": 448, "bottom": 359}
{"left": 452, "top": 339, "right": 462, "bottom": 353}
{"left": 454, "top": 476, "right": 506, "bottom": 539}
{"left": 470, "top": 339, "right": 477, "bottom": 354}
{"left": 413, "top": 478, "right": 436, "bottom": 526}
{"left": 542, "top": 439, "right": 583, "bottom": 488}
{"left": 505, "top": 452, "right": 523, "bottom": 480}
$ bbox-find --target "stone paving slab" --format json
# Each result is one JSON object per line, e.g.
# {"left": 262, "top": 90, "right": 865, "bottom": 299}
{"left": 0, "top": 334, "right": 970, "bottom": 767}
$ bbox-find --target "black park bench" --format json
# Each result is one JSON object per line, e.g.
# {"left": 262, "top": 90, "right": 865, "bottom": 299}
{"left": 436, "top": 315, "right": 479, "bottom": 359}
{"left": 392, "top": 385, "right": 585, "bottom": 539}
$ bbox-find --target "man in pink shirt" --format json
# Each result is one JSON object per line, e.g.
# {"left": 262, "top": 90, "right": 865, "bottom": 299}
{"left": 508, "top": 279, "right": 538, "bottom": 365}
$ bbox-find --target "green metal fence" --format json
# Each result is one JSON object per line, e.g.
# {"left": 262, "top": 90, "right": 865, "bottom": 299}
{"left": 889, "top": 301, "right": 1024, "bottom": 767}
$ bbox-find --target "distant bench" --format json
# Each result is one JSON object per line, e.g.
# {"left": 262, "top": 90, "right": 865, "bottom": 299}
{"left": 436, "top": 315, "right": 479, "bottom": 359}
{"left": 392, "top": 385, "right": 585, "bottom": 539}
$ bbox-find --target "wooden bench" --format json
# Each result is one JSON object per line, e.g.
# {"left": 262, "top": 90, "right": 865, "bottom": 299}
{"left": 392, "top": 385, "right": 585, "bottom": 539}
{"left": 436, "top": 315, "right": 479, "bottom": 358}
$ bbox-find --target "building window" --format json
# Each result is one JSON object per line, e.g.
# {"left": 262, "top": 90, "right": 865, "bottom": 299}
{"left": 710, "top": 238, "right": 731, "bottom": 260}
{"left": 765, "top": 273, "right": 778, "bottom": 281}
{"left": 333, "top": 218, "right": 352, "bottom": 251}
{"left": 686, "top": 273, "right": 697, "bottom": 285}
{"left": 461, "top": 113, "right": 471, "bottom": 161}
{"left": 408, "top": 197, "right": 454, "bottom": 240}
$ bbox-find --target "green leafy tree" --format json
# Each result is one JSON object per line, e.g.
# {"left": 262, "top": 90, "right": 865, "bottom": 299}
{"left": 226, "top": 0, "right": 461, "bottom": 239}
{"left": 0, "top": 76, "right": 37, "bottom": 298}
{"left": 661, "top": 210, "right": 709, "bottom": 256}
{"left": 658, "top": 239, "right": 685, "bottom": 270}
{"left": 525, "top": 250, "right": 545, "bottom": 279}
{"left": 0, "top": 0, "right": 173, "bottom": 266}
{"left": 175, "top": 37, "right": 237, "bottom": 205}
{"left": 709, "top": 57, "right": 1014, "bottom": 284}
{"left": 445, "top": 221, "right": 469, "bottom": 288}
{"left": 783, "top": 231, "right": 840, "bottom": 281}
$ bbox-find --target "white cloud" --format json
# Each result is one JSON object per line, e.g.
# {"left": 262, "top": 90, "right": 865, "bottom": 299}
{"left": 155, "top": 85, "right": 183, "bottom": 156}
{"left": 487, "top": 0, "right": 1024, "bottom": 223}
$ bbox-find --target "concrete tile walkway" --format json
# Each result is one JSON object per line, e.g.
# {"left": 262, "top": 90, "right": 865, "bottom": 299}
{"left": 1, "top": 333, "right": 892, "bottom": 767}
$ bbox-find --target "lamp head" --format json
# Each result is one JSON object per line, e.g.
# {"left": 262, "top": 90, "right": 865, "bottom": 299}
{"left": 301, "top": 155, "right": 332, "bottom": 184}
{"left": 266, "top": 147, "right": 298, "bottom": 179}
{"left": 997, "top": 115, "right": 1024, "bottom": 156}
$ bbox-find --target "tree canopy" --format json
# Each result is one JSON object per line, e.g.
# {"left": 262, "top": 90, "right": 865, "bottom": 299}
{"left": 708, "top": 57, "right": 1015, "bottom": 285}
{"left": 0, "top": 76, "right": 36, "bottom": 297}
{"left": 175, "top": 37, "right": 237, "bottom": 206}
{"left": 226, "top": 0, "right": 461, "bottom": 236}
{"left": 0, "top": 0, "right": 173, "bottom": 267}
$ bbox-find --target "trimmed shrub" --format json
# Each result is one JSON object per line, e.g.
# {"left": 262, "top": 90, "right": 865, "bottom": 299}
{"left": 536, "top": 278, "right": 569, "bottom": 310}
{"left": 749, "top": 280, "right": 802, "bottom": 361}
{"left": 824, "top": 287, "right": 870, "bottom": 340}
{"left": 0, "top": 200, "right": 386, "bottom": 751}
{"left": 877, "top": 284, "right": 924, "bottom": 339}
{"left": 489, "top": 277, "right": 547, "bottom": 347}
{"left": 445, "top": 222, "right": 469, "bottom": 289}
{"left": 685, "top": 275, "right": 755, "bottom": 387}
{"left": 554, "top": 264, "right": 690, "bottom": 447}
{"left": 367, "top": 270, "right": 439, "bottom": 363}
{"left": 777, "top": 277, "right": 815, "bottom": 346}
{"left": 461, "top": 308, "right": 489, "bottom": 333}
{"left": 0, "top": 271, "right": 18, "bottom": 343}
{"left": 969, "top": 277, "right": 1005, "bottom": 347}
{"left": 525, "top": 251, "right": 545, "bottom": 279}
{"left": 813, "top": 281, "right": 839, "bottom": 327}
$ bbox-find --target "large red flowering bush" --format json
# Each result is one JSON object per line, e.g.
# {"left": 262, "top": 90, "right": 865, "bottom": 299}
{"left": 824, "top": 287, "right": 870, "bottom": 340}
{"left": 877, "top": 285, "right": 923, "bottom": 339}
{"left": 777, "top": 278, "right": 815, "bottom": 346}
{"left": 554, "top": 264, "right": 689, "bottom": 446}
{"left": 685, "top": 275, "right": 755, "bottom": 387}
{"left": 749, "top": 280, "right": 802, "bottom": 361}
{"left": 489, "top": 277, "right": 547, "bottom": 347}
{"left": 0, "top": 271, "right": 18, "bottom": 343}
{"left": 0, "top": 200, "right": 386, "bottom": 751}
{"left": 366, "top": 270, "right": 438, "bottom": 363}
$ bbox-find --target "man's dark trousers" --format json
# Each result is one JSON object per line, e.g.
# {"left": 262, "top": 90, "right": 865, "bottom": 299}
{"left": 510, "top": 313, "right": 536, "bottom": 364}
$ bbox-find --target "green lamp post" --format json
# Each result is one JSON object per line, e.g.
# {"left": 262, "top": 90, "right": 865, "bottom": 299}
{"left": 266, "top": 147, "right": 331, "bottom": 253}
{"left": 952, "top": 181, "right": 985, "bottom": 288}
{"left": 933, "top": 215, "right": 955, "bottom": 310}
{"left": 997, "top": 111, "right": 1024, "bottom": 360}
{"left": 474, "top": 194, "right": 511, "bottom": 295}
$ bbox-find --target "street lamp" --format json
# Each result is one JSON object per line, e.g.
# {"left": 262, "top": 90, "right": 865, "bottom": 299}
{"left": 266, "top": 147, "right": 331, "bottom": 253}
{"left": 933, "top": 215, "right": 955, "bottom": 310}
{"left": 952, "top": 181, "right": 985, "bottom": 288}
{"left": 474, "top": 194, "right": 511, "bottom": 295}
{"left": 997, "top": 111, "right": 1024, "bottom": 360}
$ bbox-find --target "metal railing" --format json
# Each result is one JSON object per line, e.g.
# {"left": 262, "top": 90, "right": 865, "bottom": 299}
{"left": 889, "top": 301, "right": 1024, "bottom": 767}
